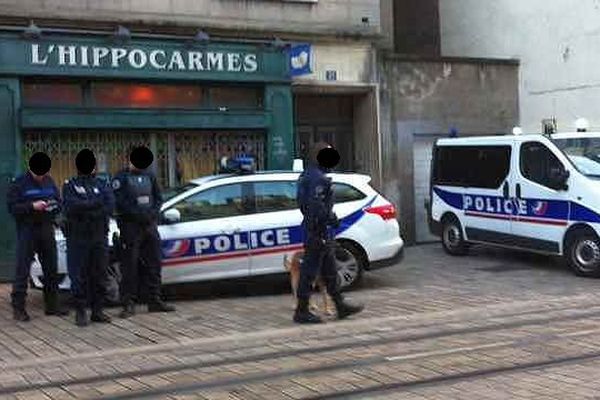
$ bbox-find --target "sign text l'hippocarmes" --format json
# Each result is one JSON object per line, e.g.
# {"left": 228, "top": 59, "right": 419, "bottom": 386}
{"left": 30, "top": 43, "right": 259, "bottom": 73}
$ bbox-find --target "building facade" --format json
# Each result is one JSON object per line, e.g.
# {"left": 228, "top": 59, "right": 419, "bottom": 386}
{"left": 440, "top": 0, "right": 600, "bottom": 132}
{"left": 0, "top": 0, "right": 385, "bottom": 279}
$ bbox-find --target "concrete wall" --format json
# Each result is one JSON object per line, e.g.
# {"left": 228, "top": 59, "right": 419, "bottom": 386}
{"left": 0, "top": 0, "right": 381, "bottom": 37}
{"left": 440, "top": 0, "right": 600, "bottom": 132}
{"left": 379, "top": 57, "right": 519, "bottom": 243}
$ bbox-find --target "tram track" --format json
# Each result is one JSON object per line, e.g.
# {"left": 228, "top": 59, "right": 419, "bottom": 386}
{"left": 3, "top": 303, "right": 600, "bottom": 397}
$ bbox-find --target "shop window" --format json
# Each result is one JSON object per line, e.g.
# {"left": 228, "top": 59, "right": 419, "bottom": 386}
{"left": 209, "top": 86, "right": 263, "bottom": 109}
{"left": 22, "top": 82, "right": 83, "bottom": 107}
{"left": 92, "top": 82, "right": 204, "bottom": 108}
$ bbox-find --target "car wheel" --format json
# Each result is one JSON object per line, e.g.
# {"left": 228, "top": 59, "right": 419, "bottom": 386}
{"left": 334, "top": 241, "right": 364, "bottom": 290}
{"left": 442, "top": 217, "right": 469, "bottom": 256}
{"left": 566, "top": 233, "right": 600, "bottom": 277}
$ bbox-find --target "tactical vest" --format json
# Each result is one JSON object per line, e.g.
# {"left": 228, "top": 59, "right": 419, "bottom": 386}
{"left": 126, "top": 174, "right": 153, "bottom": 211}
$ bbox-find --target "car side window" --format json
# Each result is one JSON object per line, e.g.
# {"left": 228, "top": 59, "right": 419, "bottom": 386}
{"left": 333, "top": 183, "right": 366, "bottom": 203}
{"left": 254, "top": 181, "right": 297, "bottom": 213}
{"left": 520, "top": 142, "right": 564, "bottom": 189}
{"left": 172, "top": 184, "right": 244, "bottom": 222}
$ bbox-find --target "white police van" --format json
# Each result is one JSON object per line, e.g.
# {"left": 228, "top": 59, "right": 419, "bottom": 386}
{"left": 429, "top": 131, "right": 600, "bottom": 277}
{"left": 31, "top": 166, "right": 404, "bottom": 292}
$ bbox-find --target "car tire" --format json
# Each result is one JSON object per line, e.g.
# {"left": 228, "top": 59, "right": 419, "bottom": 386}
{"left": 334, "top": 241, "right": 365, "bottom": 290}
{"left": 442, "top": 217, "right": 469, "bottom": 256}
{"left": 566, "top": 233, "right": 600, "bottom": 277}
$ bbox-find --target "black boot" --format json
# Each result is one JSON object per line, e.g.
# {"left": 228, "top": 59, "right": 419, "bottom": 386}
{"left": 333, "top": 295, "right": 364, "bottom": 320}
{"left": 293, "top": 298, "right": 322, "bottom": 324}
{"left": 13, "top": 307, "right": 30, "bottom": 322}
{"left": 148, "top": 299, "right": 176, "bottom": 313}
{"left": 90, "top": 310, "right": 112, "bottom": 323}
{"left": 44, "top": 292, "right": 69, "bottom": 316}
{"left": 119, "top": 302, "right": 136, "bottom": 319}
{"left": 75, "top": 308, "right": 89, "bottom": 327}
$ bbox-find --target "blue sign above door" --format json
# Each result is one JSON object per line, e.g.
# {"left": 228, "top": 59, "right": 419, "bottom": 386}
{"left": 289, "top": 43, "right": 311, "bottom": 77}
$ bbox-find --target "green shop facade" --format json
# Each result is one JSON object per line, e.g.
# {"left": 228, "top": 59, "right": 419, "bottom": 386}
{"left": 0, "top": 32, "right": 294, "bottom": 280}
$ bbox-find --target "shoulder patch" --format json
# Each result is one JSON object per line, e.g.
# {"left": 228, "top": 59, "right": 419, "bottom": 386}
{"left": 112, "top": 179, "right": 121, "bottom": 190}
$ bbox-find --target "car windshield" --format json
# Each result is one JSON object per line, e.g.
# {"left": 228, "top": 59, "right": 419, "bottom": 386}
{"left": 553, "top": 137, "right": 600, "bottom": 178}
{"left": 162, "top": 183, "right": 198, "bottom": 201}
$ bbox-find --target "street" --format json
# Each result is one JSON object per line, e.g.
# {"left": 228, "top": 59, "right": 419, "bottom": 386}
{"left": 1, "top": 244, "right": 600, "bottom": 398}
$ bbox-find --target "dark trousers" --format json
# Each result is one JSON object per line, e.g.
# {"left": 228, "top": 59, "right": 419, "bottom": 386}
{"left": 297, "top": 236, "right": 339, "bottom": 301}
{"left": 119, "top": 221, "right": 162, "bottom": 304}
{"left": 12, "top": 223, "right": 58, "bottom": 309}
{"left": 67, "top": 237, "right": 108, "bottom": 312}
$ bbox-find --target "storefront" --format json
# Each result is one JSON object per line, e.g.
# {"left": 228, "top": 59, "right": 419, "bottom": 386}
{"left": 0, "top": 32, "right": 294, "bottom": 279}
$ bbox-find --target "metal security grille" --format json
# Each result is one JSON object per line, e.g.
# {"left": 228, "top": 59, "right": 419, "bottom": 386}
{"left": 22, "top": 130, "right": 265, "bottom": 188}
{"left": 173, "top": 131, "right": 265, "bottom": 183}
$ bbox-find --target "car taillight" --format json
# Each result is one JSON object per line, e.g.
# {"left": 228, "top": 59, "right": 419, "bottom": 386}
{"left": 365, "top": 204, "right": 397, "bottom": 220}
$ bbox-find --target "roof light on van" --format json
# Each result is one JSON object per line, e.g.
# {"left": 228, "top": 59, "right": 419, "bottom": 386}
{"left": 575, "top": 118, "right": 589, "bottom": 132}
{"left": 512, "top": 126, "right": 523, "bottom": 135}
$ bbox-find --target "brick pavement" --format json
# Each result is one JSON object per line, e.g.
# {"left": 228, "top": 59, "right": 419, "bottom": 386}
{"left": 1, "top": 244, "right": 600, "bottom": 398}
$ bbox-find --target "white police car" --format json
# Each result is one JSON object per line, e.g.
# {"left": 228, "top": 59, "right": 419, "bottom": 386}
{"left": 31, "top": 168, "right": 404, "bottom": 291}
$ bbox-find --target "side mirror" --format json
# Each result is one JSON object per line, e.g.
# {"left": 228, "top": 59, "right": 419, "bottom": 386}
{"left": 162, "top": 208, "right": 181, "bottom": 224}
{"left": 549, "top": 167, "right": 570, "bottom": 191}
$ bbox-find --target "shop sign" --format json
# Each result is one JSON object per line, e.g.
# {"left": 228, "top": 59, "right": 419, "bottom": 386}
{"left": 30, "top": 43, "right": 259, "bottom": 73}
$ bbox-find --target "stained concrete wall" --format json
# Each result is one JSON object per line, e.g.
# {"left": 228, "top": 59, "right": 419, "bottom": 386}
{"left": 440, "top": 0, "right": 600, "bottom": 132}
{"left": 379, "top": 56, "right": 519, "bottom": 243}
{"left": 0, "top": 0, "right": 381, "bottom": 38}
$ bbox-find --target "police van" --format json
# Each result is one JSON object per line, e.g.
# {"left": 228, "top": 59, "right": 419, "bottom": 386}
{"left": 429, "top": 131, "right": 600, "bottom": 277}
{"left": 31, "top": 161, "right": 404, "bottom": 292}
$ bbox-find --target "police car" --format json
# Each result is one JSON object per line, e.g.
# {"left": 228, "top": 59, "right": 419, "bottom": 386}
{"left": 31, "top": 161, "right": 404, "bottom": 292}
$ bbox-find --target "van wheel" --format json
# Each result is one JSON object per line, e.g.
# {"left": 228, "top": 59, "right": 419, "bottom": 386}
{"left": 566, "top": 234, "right": 600, "bottom": 277}
{"left": 442, "top": 217, "right": 469, "bottom": 256}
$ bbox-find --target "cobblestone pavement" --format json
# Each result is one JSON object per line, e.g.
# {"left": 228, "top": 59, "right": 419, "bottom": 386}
{"left": 2, "top": 244, "right": 600, "bottom": 398}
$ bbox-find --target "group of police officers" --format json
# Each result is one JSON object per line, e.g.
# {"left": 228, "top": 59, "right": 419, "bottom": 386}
{"left": 6, "top": 142, "right": 362, "bottom": 326}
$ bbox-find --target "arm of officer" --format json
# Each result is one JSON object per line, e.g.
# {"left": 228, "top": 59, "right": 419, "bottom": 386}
{"left": 151, "top": 174, "right": 163, "bottom": 216}
{"left": 62, "top": 179, "right": 103, "bottom": 215}
{"left": 102, "top": 180, "right": 115, "bottom": 216}
{"left": 6, "top": 178, "right": 32, "bottom": 216}
{"left": 48, "top": 177, "right": 62, "bottom": 215}
{"left": 111, "top": 173, "right": 129, "bottom": 215}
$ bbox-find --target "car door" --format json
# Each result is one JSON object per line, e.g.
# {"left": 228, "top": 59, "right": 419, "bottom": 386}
{"left": 158, "top": 182, "right": 253, "bottom": 284}
{"left": 248, "top": 180, "right": 304, "bottom": 276}
{"left": 511, "top": 140, "right": 570, "bottom": 253}
{"left": 460, "top": 145, "right": 514, "bottom": 243}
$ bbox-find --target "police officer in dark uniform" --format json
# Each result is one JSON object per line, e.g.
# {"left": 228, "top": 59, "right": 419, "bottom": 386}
{"left": 112, "top": 146, "right": 175, "bottom": 318}
{"left": 295, "top": 142, "right": 363, "bottom": 324}
{"left": 6, "top": 152, "right": 68, "bottom": 321}
{"left": 63, "top": 149, "right": 114, "bottom": 327}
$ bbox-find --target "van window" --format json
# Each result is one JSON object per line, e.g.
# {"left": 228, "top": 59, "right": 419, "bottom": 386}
{"left": 520, "top": 142, "right": 565, "bottom": 189}
{"left": 433, "top": 145, "right": 511, "bottom": 189}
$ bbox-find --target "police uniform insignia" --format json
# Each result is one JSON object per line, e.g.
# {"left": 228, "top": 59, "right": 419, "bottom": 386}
{"left": 112, "top": 179, "right": 121, "bottom": 190}
{"left": 93, "top": 188, "right": 100, "bottom": 194}
{"left": 74, "top": 185, "right": 86, "bottom": 195}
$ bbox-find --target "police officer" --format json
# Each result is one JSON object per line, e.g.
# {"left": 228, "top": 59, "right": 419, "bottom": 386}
{"left": 112, "top": 146, "right": 175, "bottom": 318}
{"left": 6, "top": 152, "right": 68, "bottom": 321}
{"left": 295, "top": 142, "right": 363, "bottom": 324}
{"left": 63, "top": 149, "right": 114, "bottom": 327}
